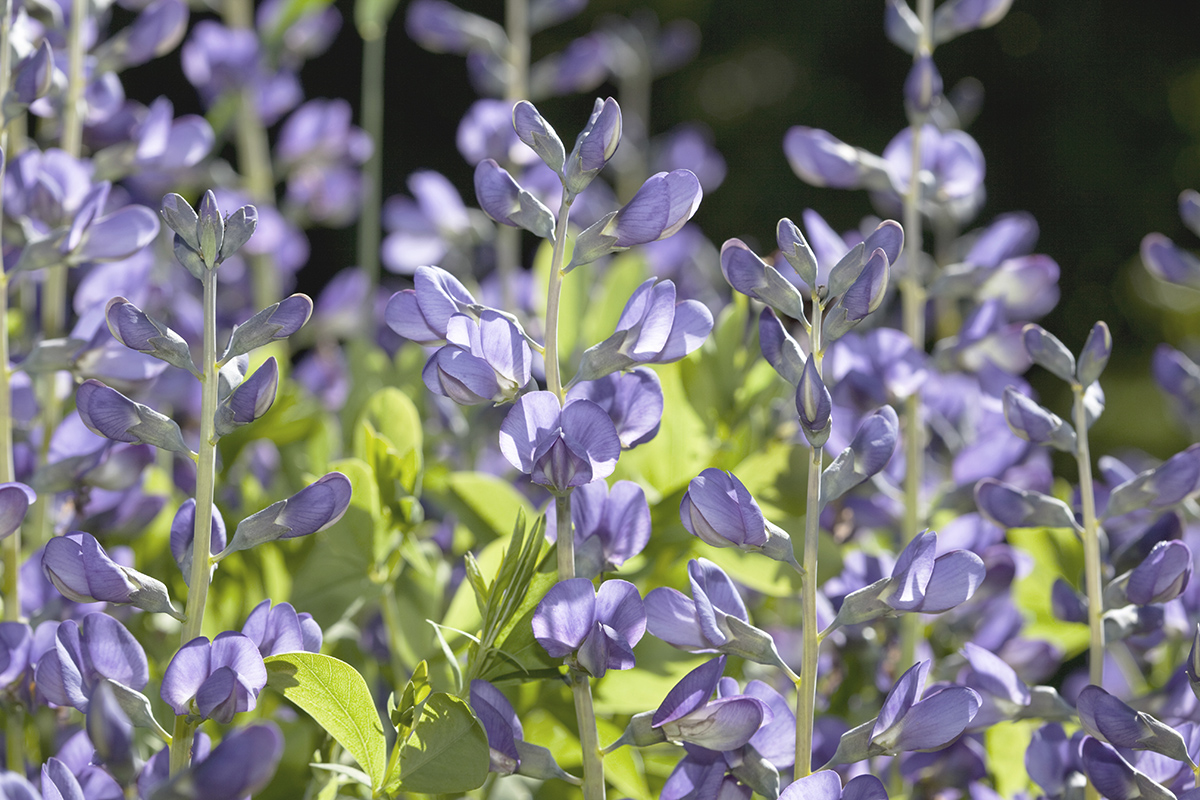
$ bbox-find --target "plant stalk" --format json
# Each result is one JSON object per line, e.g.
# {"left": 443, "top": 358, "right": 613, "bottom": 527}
{"left": 543, "top": 190, "right": 573, "bottom": 400}
{"left": 357, "top": 26, "right": 386, "bottom": 317}
{"left": 796, "top": 296, "right": 824, "bottom": 779}
{"left": 1073, "top": 383, "right": 1104, "bottom": 687}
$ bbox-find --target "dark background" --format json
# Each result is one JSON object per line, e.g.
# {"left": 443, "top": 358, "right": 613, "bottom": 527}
{"left": 129, "top": 0, "right": 1200, "bottom": 455}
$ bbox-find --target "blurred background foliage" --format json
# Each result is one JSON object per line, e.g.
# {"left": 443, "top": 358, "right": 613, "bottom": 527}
{"left": 126, "top": 0, "right": 1200, "bottom": 458}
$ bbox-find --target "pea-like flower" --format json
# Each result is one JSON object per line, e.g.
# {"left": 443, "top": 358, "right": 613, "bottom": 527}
{"left": 241, "top": 599, "right": 323, "bottom": 657}
{"left": 679, "top": 469, "right": 799, "bottom": 568}
{"left": 469, "top": 678, "right": 579, "bottom": 782}
{"left": 1125, "top": 539, "right": 1192, "bottom": 605}
{"left": 75, "top": 380, "right": 192, "bottom": 456}
{"left": 105, "top": 296, "right": 198, "bottom": 375}
{"left": 422, "top": 311, "right": 531, "bottom": 405}
{"left": 385, "top": 265, "right": 479, "bottom": 345}
{"left": 531, "top": 578, "right": 645, "bottom": 678}
{"left": 651, "top": 657, "right": 771, "bottom": 752}
{"left": 161, "top": 632, "right": 268, "bottom": 724}
{"left": 568, "top": 170, "right": 702, "bottom": 269}
{"left": 474, "top": 158, "right": 555, "bottom": 239}
{"left": 780, "top": 771, "right": 888, "bottom": 800}
{"left": 564, "top": 97, "right": 622, "bottom": 196}
{"left": 35, "top": 613, "right": 149, "bottom": 713}
{"left": 215, "top": 357, "right": 279, "bottom": 435}
{"left": 146, "top": 722, "right": 284, "bottom": 800}
{"left": 572, "top": 278, "right": 713, "bottom": 382}
{"left": 222, "top": 294, "right": 313, "bottom": 362}
{"left": 547, "top": 479, "right": 650, "bottom": 579}
{"left": 161, "top": 190, "right": 257, "bottom": 274}
{"left": 566, "top": 367, "right": 664, "bottom": 449}
{"left": 42, "top": 531, "right": 183, "bottom": 619}
{"left": 0, "top": 482, "right": 35, "bottom": 541}
{"left": 499, "top": 392, "right": 621, "bottom": 495}
{"left": 217, "top": 472, "right": 352, "bottom": 557}
{"left": 170, "top": 499, "right": 227, "bottom": 584}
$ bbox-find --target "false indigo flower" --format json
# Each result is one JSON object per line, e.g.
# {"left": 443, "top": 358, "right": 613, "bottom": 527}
{"left": 36, "top": 613, "right": 149, "bottom": 712}
{"left": 828, "top": 530, "right": 985, "bottom": 630}
{"left": 41, "top": 758, "right": 89, "bottom": 800}
{"left": 221, "top": 294, "right": 313, "bottom": 361}
{"left": 405, "top": 0, "right": 508, "bottom": 56}
{"left": 1104, "top": 444, "right": 1200, "bottom": 519}
{"left": 974, "top": 477, "right": 1080, "bottom": 531}
{"left": 1022, "top": 324, "right": 1076, "bottom": 383}
{"left": 1126, "top": 540, "right": 1192, "bottom": 605}
{"left": 679, "top": 469, "right": 799, "bottom": 568}
{"left": 105, "top": 296, "right": 199, "bottom": 375}
{"left": 0, "top": 774, "right": 38, "bottom": 800}
{"left": 219, "top": 472, "right": 352, "bottom": 556}
{"left": 651, "top": 657, "right": 771, "bottom": 752}
{"left": 932, "top": 0, "right": 1014, "bottom": 44}
{"left": 783, "top": 127, "right": 891, "bottom": 191}
{"left": 564, "top": 97, "right": 622, "bottom": 196}
{"left": 1002, "top": 386, "right": 1075, "bottom": 451}
{"left": 566, "top": 367, "right": 663, "bottom": 449}
{"left": 381, "top": 172, "right": 474, "bottom": 275}
{"left": 75, "top": 379, "right": 192, "bottom": 456}
{"left": 1076, "top": 685, "right": 1194, "bottom": 765}
{"left": 0, "top": 482, "right": 35, "bottom": 540}
{"left": 385, "top": 265, "right": 478, "bottom": 345}
{"left": 821, "top": 405, "right": 900, "bottom": 504}
{"left": 512, "top": 100, "right": 566, "bottom": 174}
{"left": 905, "top": 54, "right": 943, "bottom": 116}
{"left": 423, "top": 311, "right": 531, "bottom": 405}
{"left": 241, "top": 599, "right": 322, "bottom": 657}
{"left": 86, "top": 681, "right": 137, "bottom": 785}
{"left": 469, "top": 678, "right": 578, "bottom": 781}
{"left": 1080, "top": 737, "right": 1179, "bottom": 800}
{"left": 531, "top": 578, "right": 645, "bottom": 678}
{"left": 170, "top": 499, "right": 226, "bottom": 585}
{"left": 529, "top": 34, "right": 611, "bottom": 99}
{"left": 499, "top": 392, "right": 621, "bottom": 494}
{"left": 42, "top": 532, "right": 183, "bottom": 619}
{"left": 1078, "top": 321, "right": 1113, "bottom": 387}
{"left": 161, "top": 190, "right": 257, "bottom": 274}
{"left": 798, "top": 355, "right": 833, "bottom": 447}
{"left": 779, "top": 771, "right": 888, "bottom": 800}
{"left": 569, "top": 169, "right": 702, "bottom": 269}
{"left": 474, "top": 159, "right": 556, "bottom": 239}
{"left": 149, "top": 723, "right": 284, "bottom": 800}
{"left": 652, "top": 124, "right": 727, "bottom": 193}
{"left": 215, "top": 357, "right": 279, "bottom": 435}
{"left": 573, "top": 278, "right": 713, "bottom": 382}
{"left": 161, "top": 632, "right": 268, "bottom": 724}
{"left": 758, "top": 308, "right": 806, "bottom": 386}
{"left": 458, "top": 99, "right": 530, "bottom": 166}
{"left": 879, "top": 125, "right": 985, "bottom": 223}
{"left": 546, "top": 479, "right": 650, "bottom": 579}
{"left": 721, "top": 239, "right": 808, "bottom": 323}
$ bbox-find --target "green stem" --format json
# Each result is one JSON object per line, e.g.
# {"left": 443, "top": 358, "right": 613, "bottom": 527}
{"left": 168, "top": 716, "right": 196, "bottom": 775}
{"left": 569, "top": 666, "right": 605, "bottom": 800}
{"left": 555, "top": 492, "right": 574, "bottom": 581}
{"left": 897, "top": 0, "right": 933, "bottom": 675}
{"left": 492, "top": 0, "right": 530, "bottom": 312}
{"left": 357, "top": 27, "right": 386, "bottom": 316}
{"left": 796, "top": 297, "right": 823, "bottom": 779}
{"left": 0, "top": 0, "right": 16, "bottom": 626}
{"left": 180, "top": 271, "right": 220, "bottom": 647}
{"left": 543, "top": 190, "right": 573, "bottom": 400}
{"left": 615, "top": 30, "right": 651, "bottom": 203}
{"left": 1073, "top": 382, "right": 1104, "bottom": 687}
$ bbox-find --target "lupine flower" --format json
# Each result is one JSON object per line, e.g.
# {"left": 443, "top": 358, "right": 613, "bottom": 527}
{"left": 147, "top": 723, "right": 284, "bottom": 800}
{"left": 546, "top": 479, "right": 650, "bottom": 579}
{"left": 241, "top": 599, "right": 322, "bottom": 657}
{"left": 566, "top": 367, "right": 663, "bottom": 449}
{"left": 218, "top": 295, "right": 311, "bottom": 364}
{"left": 162, "top": 632, "right": 268, "bottom": 724}
{"left": 474, "top": 159, "right": 555, "bottom": 239}
{"left": 170, "top": 499, "right": 226, "bottom": 584}
{"left": 679, "top": 469, "right": 799, "bottom": 568}
{"left": 1080, "top": 737, "right": 1176, "bottom": 800}
{"left": 828, "top": 530, "right": 985, "bottom": 631}
{"left": 218, "top": 472, "right": 352, "bottom": 556}
{"left": 385, "top": 265, "right": 478, "bottom": 345}
{"left": 0, "top": 482, "right": 35, "bottom": 541}
{"left": 531, "top": 578, "right": 645, "bottom": 678}
{"left": 569, "top": 170, "right": 703, "bottom": 269}
{"left": 651, "top": 657, "right": 771, "bottom": 752}
{"left": 42, "top": 531, "right": 183, "bottom": 619}
{"left": 499, "top": 392, "right": 621, "bottom": 494}
{"left": 779, "top": 771, "right": 888, "bottom": 800}
{"left": 470, "top": 679, "right": 578, "bottom": 781}
{"left": 645, "top": 559, "right": 792, "bottom": 671}
{"left": 36, "top": 613, "right": 149, "bottom": 712}
{"left": 422, "top": 311, "right": 531, "bottom": 405}
{"left": 564, "top": 97, "right": 622, "bottom": 196}
{"left": 76, "top": 379, "right": 192, "bottom": 457}
{"left": 572, "top": 278, "right": 713, "bottom": 382}
{"left": 1125, "top": 539, "right": 1192, "bottom": 605}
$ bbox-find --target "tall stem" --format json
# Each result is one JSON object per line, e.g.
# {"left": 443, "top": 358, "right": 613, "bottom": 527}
{"left": 357, "top": 27, "right": 386, "bottom": 314}
{"left": 897, "top": 0, "right": 933, "bottom": 674}
{"left": 1073, "top": 383, "right": 1104, "bottom": 686}
{"left": 795, "top": 298, "right": 824, "bottom": 779}
{"left": 491, "top": 0, "right": 530, "bottom": 311}
{"left": 542, "top": 190, "right": 572, "bottom": 400}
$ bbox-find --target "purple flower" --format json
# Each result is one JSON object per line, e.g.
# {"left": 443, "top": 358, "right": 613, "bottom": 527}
{"left": 385, "top": 265, "right": 478, "bottom": 345}
{"left": 531, "top": 578, "right": 645, "bottom": 678}
{"left": 679, "top": 469, "right": 799, "bottom": 568}
{"left": 469, "top": 678, "right": 578, "bottom": 781}
{"left": 42, "top": 532, "right": 182, "bottom": 619}
{"left": 828, "top": 530, "right": 985, "bottom": 630}
{"left": 573, "top": 279, "right": 713, "bottom": 382}
{"left": 241, "top": 599, "right": 322, "bottom": 657}
{"left": 170, "top": 499, "right": 227, "bottom": 585}
{"left": 905, "top": 55, "right": 943, "bottom": 115}
{"left": 75, "top": 380, "right": 192, "bottom": 456}
{"left": 148, "top": 723, "right": 284, "bottom": 800}
{"left": 780, "top": 771, "right": 888, "bottom": 800}
{"left": 474, "top": 159, "right": 556, "bottom": 239}
{"left": 652, "top": 124, "right": 727, "bottom": 193}
{"left": 458, "top": 99, "right": 530, "bottom": 166}
{"left": 218, "top": 472, "right": 352, "bottom": 556}
{"left": 1125, "top": 539, "right": 1192, "bottom": 605}
{"left": 651, "top": 657, "right": 771, "bottom": 752}
{"left": 721, "top": 239, "right": 808, "bottom": 323}
{"left": 569, "top": 170, "right": 702, "bottom": 269}
{"left": 512, "top": 100, "right": 566, "bottom": 174}
{"left": 564, "top": 97, "right": 622, "bottom": 195}
{"left": 547, "top": 479, "right": 650, "bottom": 578}
{"left": 422, "top": 311, "right": 532, "bottom": 405}
{"left": 161, "top": 190, "right": 256, "bottom": 274}
{"left": 381, "top": 172, "right": 473, "bottom": 275}
{"left": 783, "top": 127, "right": 891, "bottom": 191}
{"left": 499, "top": 392, "right": 621, "bottom": 494}
{"left": 11, "top": 41, "right": 52, "bottom": 108}
{"left": 1022, "top": 323, "right": 1076, "bottom": 382}
{"left": 222, "top": 294, "right": 313, "bottom": 361}
{"left": 932, "top": 0, "right": 1014, "bottom": 44}
{"left": 974, "top": 477, "right": 1080, "bottom": 531}
{"left": 405, "top": 0, "right": 507, "bottom": 56}
{"left": 798, "top": 355, "right": 833, "bottom": 446}
{"left": 215, "top": 357, "right": 279, "bottom": 435}
{"left": 35, "top": 613, "right": 149, "bottom": 712}
{"left": 1076, "top": 685, "right": 1193, "bottom": 764}
{"left": 1080, "top": 737, "right": 1176, "bottom": 800}
{"left": 1002, "top": 386, "right": 1075, "bottom": 451}
{"left": 1078, "top": 321, "right": 1113, "bottom": 386}
{"left": 879, "top": 125, "right": 985, "bottom": 223}
{"left": 105, "top": 296, "right": 199, "bottom": 375}
{"left": 87, "top": 681, "right": 136, "bottom": 785}
{"left": 566, "top": 367, "right": 664, "bottom": 449}
{"left": 161, "top": 632, "right": 268, "bottom": 724}
{"left": 0, "top": 482, "right": 35, "bottom": 541}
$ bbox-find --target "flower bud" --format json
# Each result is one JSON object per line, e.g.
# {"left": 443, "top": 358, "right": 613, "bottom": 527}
{"left": 1077, "top": 321, "right": 1112, "bottom": 386}
{"left": 904, "top": 55, "right": 943, "bottom": 116}
{"left": 512, "top": 100, "right": 566, "bottom": 174}
{"left": 796, "top": 357, "right": 832, "bottom": 447}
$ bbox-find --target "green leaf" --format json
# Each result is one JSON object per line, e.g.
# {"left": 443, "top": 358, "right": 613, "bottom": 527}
{"left": 1009, "top": 526, "right": 1089, "bottom": 655}
{"left": 442, "top": 471, "right": 534, "bottom": 542}
{"left": 354, "top": 386, "right": 423, "bottom": 497}
{"left": 264, "top": 653, "right": 387, "bottom": 793}
{"left": 986, "top": 720, "right": 1037, "bottom": 798}
{"left": 394, "top": 693, "right": 490, "bottom": 794}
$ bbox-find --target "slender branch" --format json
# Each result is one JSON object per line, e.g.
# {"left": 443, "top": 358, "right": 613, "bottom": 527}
{"left": 542, "top": 190, "right": 573, "bottom": 400}
{"left": 569, "top": 665, "right": 605, "bottom": 800}
{"left": 168, "top": 716, "right": 197, "bottom": 775}
{"left": 796, "top": 296, "right": 824, "bottom": 779}
{"left": 357, "top": 28, "right": 386, "bottom": 316}
{"left": 1073, "top": 382, "right": 1104, "bottom": 687}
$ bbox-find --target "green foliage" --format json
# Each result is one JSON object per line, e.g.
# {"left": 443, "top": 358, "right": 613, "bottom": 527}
{"left": 1009, "top": 526, "right": 1089, "bottom": 655}
{"left": 264, "top": 652, "right": 388, "bottom": 794}
{"left": 390, "top": 692, "right": 490, "bottom": 794}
